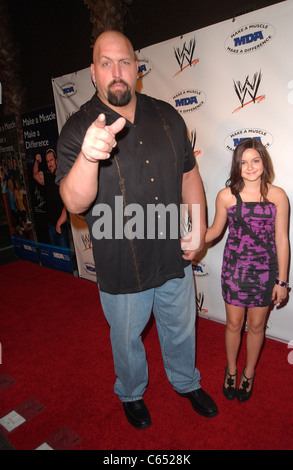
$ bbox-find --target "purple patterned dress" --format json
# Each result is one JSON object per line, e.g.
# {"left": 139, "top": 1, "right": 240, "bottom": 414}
{"left": 221, "top": 193, "right": 277, "bottom": 307}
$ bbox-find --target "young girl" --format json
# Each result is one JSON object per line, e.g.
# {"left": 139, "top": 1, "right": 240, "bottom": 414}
{"left": 206, "top": 138, "right": 289, "bottom": 401}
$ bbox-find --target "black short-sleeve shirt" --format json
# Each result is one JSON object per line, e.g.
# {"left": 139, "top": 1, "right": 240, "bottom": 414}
{"left": 56, "top": 93, "right": 195, "bottom": 294}
{"left": 43, "top": 171, "right": 65, "bottom": 226}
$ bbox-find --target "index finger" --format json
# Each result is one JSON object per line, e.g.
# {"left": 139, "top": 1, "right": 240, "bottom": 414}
{"left": 93, "top": 113, "right": 106, "bottom": 128}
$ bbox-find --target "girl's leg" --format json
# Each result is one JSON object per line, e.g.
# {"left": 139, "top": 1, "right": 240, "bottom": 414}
{"left": 224, "top": 303, "right": 246, "bottom": 376}
{"left": 237, "top": 306, "right": 268, "bottom": 401}
{"left": 244, "top": 306, "right": 269, "bottom": 379}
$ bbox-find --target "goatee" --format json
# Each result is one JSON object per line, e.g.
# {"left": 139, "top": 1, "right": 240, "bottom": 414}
{"left": 107, "top": 80, "right": 132, "bottom": 107}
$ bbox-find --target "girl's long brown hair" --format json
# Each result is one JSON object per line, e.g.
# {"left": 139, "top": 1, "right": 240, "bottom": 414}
{"left": 226, "top": 138, "right": 274, "bottom": 201}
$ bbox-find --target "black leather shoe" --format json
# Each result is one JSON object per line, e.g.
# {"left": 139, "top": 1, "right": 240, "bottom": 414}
{"left": 177, "top": 388, "right": 218, "bottom": 417}
{"left": 123, "top": 399, "right": 151, "bottom": 429}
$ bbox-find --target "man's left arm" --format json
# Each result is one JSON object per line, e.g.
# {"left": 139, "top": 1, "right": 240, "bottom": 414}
{"left": 181, "top": 166, "right": 207, "bottom": 260}
{"left": 56, "top": 205, "right": 68, "bottom": 234}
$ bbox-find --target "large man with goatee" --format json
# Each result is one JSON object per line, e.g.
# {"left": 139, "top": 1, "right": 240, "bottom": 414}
{"left": 56, "top": 30, "right": 218, "bottom": 429}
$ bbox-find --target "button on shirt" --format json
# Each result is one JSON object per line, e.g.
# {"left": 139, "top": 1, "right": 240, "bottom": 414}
{"left": 56, "top": 93, "right": 195, "bottom": 294}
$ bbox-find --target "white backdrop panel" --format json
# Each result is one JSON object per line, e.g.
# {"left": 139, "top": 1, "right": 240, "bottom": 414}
{"left": 52, "top": 1, "right": 292, "bottom": 342}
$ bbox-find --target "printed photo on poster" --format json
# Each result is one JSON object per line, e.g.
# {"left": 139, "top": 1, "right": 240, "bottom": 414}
{"left": 22, "top": 106, "right": 73, "bottom": 273}
{"left": 0, "top": 116, "right": 37, "bottom": 262}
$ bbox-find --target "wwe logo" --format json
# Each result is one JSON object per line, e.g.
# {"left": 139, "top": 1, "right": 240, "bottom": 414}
{"left": 196, "top": 292, "right": 204, "bottom": 312}
{"left": 190, "top": 129, "right": 201, "bottom": 158}
{"left": 81, "top": 233, "right": 92, "bottom": 251}
{"left": 174, "top": 38, "right": 196, "bottom": 71}
{"left": 190, "top": 129, "right": 197, "bottom": 151}
{"left": 233, "top": 71, "right": 262, "bottom": 107}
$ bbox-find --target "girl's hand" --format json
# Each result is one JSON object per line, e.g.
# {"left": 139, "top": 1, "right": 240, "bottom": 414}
{"left": 272, "top": 284, "right": 288, "bottom": 305}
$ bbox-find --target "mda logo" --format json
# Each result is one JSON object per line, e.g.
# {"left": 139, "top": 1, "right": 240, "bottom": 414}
{"left": 225, "top": 22, "right": 275, "bottom": 54}
{"left": 170, "top": 89, "right": 206, "bottom": 114}
{"left": 224, "top": 128, "right": 273, "bottom": 151}
{"left": 137, "top": 58, "right": 153, "bottom": 80}
{"left": 59, "top": 82, "right": 78, "bottom": 98}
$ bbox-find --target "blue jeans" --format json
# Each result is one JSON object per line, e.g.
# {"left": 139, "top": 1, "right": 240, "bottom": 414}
{"left": 48, "top": 223, "right": 69, "bottom": 248}
{"left": 99, "top": 265, "right": 201, "bottom": 402}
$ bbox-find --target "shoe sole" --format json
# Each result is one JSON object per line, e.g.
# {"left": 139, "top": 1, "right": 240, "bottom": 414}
{"left": 237, "top": 392, "right": 253, "bottom": 402}
{"left": 223, "top": 387, "right": 237, "bottom": 400}
{"left": 177, "top": 392, "right": 219, "bottom": 418}
{"left": 125, "top": 416, "right": 152, "bottom": 429}
{"left": 190, "top": 403, "right": 219, "bottom": 418}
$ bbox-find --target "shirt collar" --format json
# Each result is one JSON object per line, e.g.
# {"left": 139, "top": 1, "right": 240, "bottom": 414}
{"left": 91, "top": 92, "right": 141, "bottom": 126}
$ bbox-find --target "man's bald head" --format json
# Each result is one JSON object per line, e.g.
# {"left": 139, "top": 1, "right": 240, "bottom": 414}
{"left": 90, "top": 30, "right": 138, "bottom": 110}
{"left": 92, "top": 30, "right": 136, "bottom": 64}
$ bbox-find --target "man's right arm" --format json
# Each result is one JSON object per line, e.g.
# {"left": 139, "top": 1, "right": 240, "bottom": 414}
{"left": 33, "top": 154, "right": 44, "bottom": 186}
{"left": 59, "top": 113, "right": 126, "bottom": 214}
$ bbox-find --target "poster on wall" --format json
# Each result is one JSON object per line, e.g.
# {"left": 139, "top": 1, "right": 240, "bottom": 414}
{"left": 21, "top": 105, "right": 73, "bottom": 273}
{"left": 52, "top": 70, "right": 97, "bottom": 281}
{"left": 0, "top": 115, "right": 38, "bottom": 262}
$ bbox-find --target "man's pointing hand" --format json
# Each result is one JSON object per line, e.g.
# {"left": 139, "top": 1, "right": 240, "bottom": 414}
{"left": 81, "top": 113, "right": 126, "bottom": 162}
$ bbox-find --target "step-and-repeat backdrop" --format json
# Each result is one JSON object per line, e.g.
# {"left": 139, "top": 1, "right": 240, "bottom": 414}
{"left": 52, "top": 1, "right": 292, "bottom": 343}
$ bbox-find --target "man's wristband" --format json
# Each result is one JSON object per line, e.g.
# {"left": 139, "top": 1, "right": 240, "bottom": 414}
{"left": 275, "top": 278, "right": 289, "bottom": 288}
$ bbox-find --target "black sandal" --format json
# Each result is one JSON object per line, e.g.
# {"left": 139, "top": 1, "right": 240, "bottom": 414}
{"left": 237, "top": 368, "right": 255, "bottom": 402}
{"left": 223, "top": 366, "right": 237, "bottom": 400}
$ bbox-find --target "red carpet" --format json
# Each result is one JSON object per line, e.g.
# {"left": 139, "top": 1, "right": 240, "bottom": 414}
{"left": 0, "top": 260, "right": 292, "bottom": 451}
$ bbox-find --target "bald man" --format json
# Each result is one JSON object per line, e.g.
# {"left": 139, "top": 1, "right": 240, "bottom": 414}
{"left": 56, "top": 31, "right": 218, "bottom": 429}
